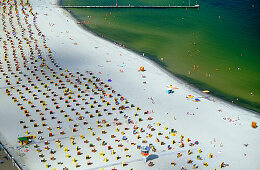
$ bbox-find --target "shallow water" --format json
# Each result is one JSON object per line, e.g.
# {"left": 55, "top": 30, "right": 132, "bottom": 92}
{"left": 61, "top": 0, "right": 260, "bottom": 112}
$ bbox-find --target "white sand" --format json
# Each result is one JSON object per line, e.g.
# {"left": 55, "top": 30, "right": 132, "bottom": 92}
{"left": 0, "top": 0, "right": 259, "bottom": 170}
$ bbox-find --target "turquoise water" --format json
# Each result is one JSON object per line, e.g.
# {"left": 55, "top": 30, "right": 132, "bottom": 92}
{"left": 61, "top": 0, "right": 260, "bottom": 112}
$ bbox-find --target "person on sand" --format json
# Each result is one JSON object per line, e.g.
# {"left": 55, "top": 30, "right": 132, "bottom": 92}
{"left": 148, "top": 161, "right": 154, "bottom": 167}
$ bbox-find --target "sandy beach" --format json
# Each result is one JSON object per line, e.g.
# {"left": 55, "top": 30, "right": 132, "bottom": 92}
{"left": 0, "top": 0, "right": 259, "bottom": 170}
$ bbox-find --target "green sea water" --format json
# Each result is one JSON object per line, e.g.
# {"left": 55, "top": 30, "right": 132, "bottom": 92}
{"left": 61, "top": 0, "right": 260, "bottom": 112}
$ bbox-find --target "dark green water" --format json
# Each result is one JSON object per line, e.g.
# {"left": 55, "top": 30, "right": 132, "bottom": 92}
{"left": 61, "top": 0, "right": 260, "bottom": 112}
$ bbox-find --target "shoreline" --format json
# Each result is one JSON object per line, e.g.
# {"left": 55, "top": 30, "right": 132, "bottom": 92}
{"left": 0, "top": 0, "right": 259, "bottom": 169}
{"left": 59, "top": 0, "right": 260, "bottom": 113}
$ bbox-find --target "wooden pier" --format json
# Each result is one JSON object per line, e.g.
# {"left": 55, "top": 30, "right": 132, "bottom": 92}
{"left": 60, "top": 5, "right": 200, "bottom": 9}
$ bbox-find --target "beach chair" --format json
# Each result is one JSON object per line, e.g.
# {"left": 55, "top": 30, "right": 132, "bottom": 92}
{"left": 252, "top": 121, "right": 257, "bottom": 128}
